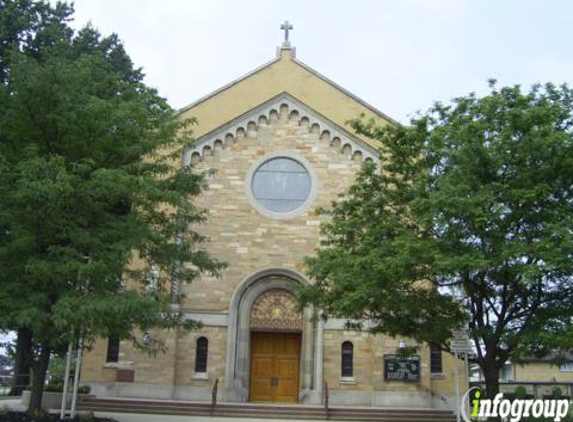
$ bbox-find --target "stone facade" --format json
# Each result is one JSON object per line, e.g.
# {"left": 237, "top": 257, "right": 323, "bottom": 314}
{"left": 81, "top": 45, "right": 465, "bottom": 410}
{"left": 180, "top": 96, "right": 365, "bottom": 312}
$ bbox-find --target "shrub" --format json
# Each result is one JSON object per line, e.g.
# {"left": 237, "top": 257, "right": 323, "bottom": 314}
{"left": 77, "top": 385, "right": 91, "bottom": 394}
{"left": 504, "top": 392, "right": 517, "bottom": 401}
{"left": 43, "top": 380, "right": 90, "bottom": 395}
{"left": 551, "top": 386, "right": 563, "bottom": 398}
{"left": 514, "top": 385, "right": 528, "bottom": 399}
{"left": 44, "top": 379, "right": 63, "bottom": 393}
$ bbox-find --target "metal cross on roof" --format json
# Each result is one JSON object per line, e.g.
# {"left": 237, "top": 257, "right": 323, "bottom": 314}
{"left": 281, "top": 20, "right": 293, "bottom": 44}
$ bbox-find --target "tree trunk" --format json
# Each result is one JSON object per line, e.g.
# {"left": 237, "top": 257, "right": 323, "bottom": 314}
{"left": 9, "top": 327, "right": 32, "bottom": 396}
{"left": 28, "top": 343, "right": 51, "bottom": 414}
{"left": 483, "top": 364, "right": 500, "bottom": 399}
{"left": 483, "top": 363, "right": 501, "bottom": 422}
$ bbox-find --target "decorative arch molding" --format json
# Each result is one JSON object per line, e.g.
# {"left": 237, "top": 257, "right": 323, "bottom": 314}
{"left": 223, "top": 267, "right": 322, "bottom": 403}
{"left": 250, "top": 289, "right": 303, "bottom": 331}
{"left": 182, "top": 92, "right": 381, "bottom": 166}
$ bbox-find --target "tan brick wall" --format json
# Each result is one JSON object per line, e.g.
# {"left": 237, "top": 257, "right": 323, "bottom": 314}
{"left": 322, "top": 330, "right": 462, "bottom": 396}
{"left": 371, "top": 336, "right": 430, "bottom": 393}
{"left": 81, "top": 331, "right": 470, "bottom": 400}
{"left": 82, "top": 339, "right": 117, "bottom": 383}
{"left": 81, "top": 108, "right": 463, "bottom": 397}
{"left": 323, "top": 330, "right": 373, "bottom": 392}
{"left": 180, "top": 107, "right": 364, "bottom": 310}
{"left": 83, "top": 330, "right": 178, "bottom": 385}
{"left": 178, "top": 48, "right": 391, "bottom": 147}
{"left": 125, "top": 329, "right": 177, "bottom": 385}
{"left": 429, "top": 349, "right": 468, "bottom": 397}
{"left": 174, "top": 326, "right": 227, "bottom": 387}
{"left": 81, "top": 98, "right": 366, "bottom": 388}
{"left": 515, "top": 362, "right": 573, "bottom": 382}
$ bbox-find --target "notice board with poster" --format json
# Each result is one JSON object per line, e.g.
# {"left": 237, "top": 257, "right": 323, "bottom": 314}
{"left": 384, "top": 354, "right": 420, "bottom": 382}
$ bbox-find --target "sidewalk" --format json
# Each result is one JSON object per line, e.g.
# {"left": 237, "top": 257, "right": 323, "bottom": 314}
{"left": 0, "top": 399, "right": 322, "bottom": 422}
{"left": 93, "top": 412, "right": 322, "bottom": 422}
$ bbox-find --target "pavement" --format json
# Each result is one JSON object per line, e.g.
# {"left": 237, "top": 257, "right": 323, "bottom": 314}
{"left": 0, "top": 398, "right": 323, "bottom": 422}
{"left": 91, "top": 412, "right": 322, "bottom": 422}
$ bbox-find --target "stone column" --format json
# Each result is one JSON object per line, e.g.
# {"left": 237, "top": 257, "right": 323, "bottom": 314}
{"left": 313, "top": 316, "right": 324, "bottom": 404}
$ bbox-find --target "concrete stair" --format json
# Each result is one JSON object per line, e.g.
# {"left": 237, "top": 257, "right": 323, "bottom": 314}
{"left": 79, "top": 396, "right": 457, "bottom": 421}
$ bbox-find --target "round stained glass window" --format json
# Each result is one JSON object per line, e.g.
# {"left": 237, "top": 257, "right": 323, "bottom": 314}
{"left": 251, "top": 157, "right": 311, "bottom": 214}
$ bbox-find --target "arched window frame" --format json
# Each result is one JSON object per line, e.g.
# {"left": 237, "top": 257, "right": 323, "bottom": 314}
{"left": 341, "top": 341, "right": 354, "bottom": 378}
{"left": 195, "top": 337, "right": 208, "bottom": 374}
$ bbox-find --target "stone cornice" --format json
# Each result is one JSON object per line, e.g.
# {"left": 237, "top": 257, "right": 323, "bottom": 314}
{"left": 183, "top": 92, "right": 381, "bottom": 166}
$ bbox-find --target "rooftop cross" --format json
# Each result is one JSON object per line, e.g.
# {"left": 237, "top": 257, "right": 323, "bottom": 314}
{"left": 280, "top": 20, "right": 293, "bottom": 46}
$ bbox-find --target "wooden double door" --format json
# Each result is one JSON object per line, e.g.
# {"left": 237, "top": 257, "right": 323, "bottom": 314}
{"left": 249, "top": 332, "right": 301, "bottom": 403}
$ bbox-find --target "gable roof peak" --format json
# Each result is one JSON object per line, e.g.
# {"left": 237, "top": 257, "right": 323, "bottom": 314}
{"left": 276, "top": 45, "right": 296, "bottom": 60}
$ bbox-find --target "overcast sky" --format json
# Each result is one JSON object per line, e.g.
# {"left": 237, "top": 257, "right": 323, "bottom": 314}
{"left": 63, "top": 0, "right": 572, "bottom": 124}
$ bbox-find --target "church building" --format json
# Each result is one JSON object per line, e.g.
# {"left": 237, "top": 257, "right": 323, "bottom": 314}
{"left": 81, "top": 25, "right": 462, "bottom": 410}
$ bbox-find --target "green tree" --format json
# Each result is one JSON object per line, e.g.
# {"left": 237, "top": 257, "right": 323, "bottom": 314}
{"left": 299, "top": 82, "right": 573, "bottom": 401}
{"left": 0, "top": 0, "right": 74, "bottom": 83}
{"left": 0, "top": 0, "right": 224, "bottom": 412}
{"left": 0, "top": 353, "right": 12, "bottom": 368}
{"left": 0, "top": 0, "right": 76, "bottom": 395}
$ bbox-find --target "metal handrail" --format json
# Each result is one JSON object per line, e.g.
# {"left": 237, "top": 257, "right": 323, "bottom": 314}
{"left": 324, "top": 381, "right": 330, "bottom": 419}
{"left": 211, "top": 378, "right": 219, "bottom": 413}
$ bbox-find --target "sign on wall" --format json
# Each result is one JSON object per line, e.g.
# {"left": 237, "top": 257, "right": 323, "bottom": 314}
{"left": 384, "top": 355, "right": 420, "bottom": 382}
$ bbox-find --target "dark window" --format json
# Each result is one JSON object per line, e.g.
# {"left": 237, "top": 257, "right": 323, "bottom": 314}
{"left": 195, "top": 337, "right": 208, "bottom": 373}
{"left": 341, "top": 341, "right": 353, "bottom": 377}
{"left": 430, "top": 343, "right": 442, "bottom": 374}
{"left": 106, "top": 336, "right": 120, "bottom": 363}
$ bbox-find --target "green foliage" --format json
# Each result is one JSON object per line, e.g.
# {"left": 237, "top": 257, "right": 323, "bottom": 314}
{"left": 395, "top": 345, "right": 419, "bottom": 359}
{"left": 0, "top": 0, "right": 225, "bottom": 344}
{"left": 44, "top": 378, "right": 63, "bottom": 393}
{"left": 520, "top": 413, "right": 573, "bottom": 422}
{"left": 76, "top": 385, "right": 90, "bottom": 394}
{"left": 300, "top": 81, "right": 573, "bottom": 398}
{"left": 0, "top": 410, "right": 117, "bottom": 422}
{"left": 503, "top": 392, "right": 517, "bottom": 401}
{"left": 0, "top": 0, "right": 224, "bottom": 412}
{"left": 514, "top": 385, "right": 528, "bottom": 399}
{"left": 0, "top": 0, "right": 74, "bottom": 83}
{"left": 0, "top": 355, "right": 11, "bottom": 368}
{"left": 44, "top": 377, "right": 90, "bottom": 394}
{"left": 551, "top": 386, "right": 563, "bottom": 399}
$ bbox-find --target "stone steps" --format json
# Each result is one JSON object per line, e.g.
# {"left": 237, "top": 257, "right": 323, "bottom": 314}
{"left": 79, "top": 397, "right": 457, "bottom": 421}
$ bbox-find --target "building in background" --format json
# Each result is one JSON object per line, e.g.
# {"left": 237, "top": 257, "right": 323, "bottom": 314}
{"left": 470, "top": 352, "right": 573, "bottom": 398}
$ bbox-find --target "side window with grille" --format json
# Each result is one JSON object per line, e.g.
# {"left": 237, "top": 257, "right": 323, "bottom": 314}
{"left": 430, "top": 343, "right": 443, "bottom": 374}
{"left": 341, "top": 341, "right": 353, "bottom": 377}
{"left": 106, "top": 336, "right": 120, "bottom": 363}
{"left": 195, "top": 337, "right": 208, "bottom": 373}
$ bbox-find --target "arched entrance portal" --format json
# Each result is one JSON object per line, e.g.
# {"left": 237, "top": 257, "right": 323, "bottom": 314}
{"left": 224, "top": 268, "right": 324, "bottom": 404}
{"left": 249, "top": 289, "right": 302, "bottom": 402}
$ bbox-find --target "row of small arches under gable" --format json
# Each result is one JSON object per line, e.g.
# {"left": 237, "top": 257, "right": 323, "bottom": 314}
{"left": 190, "top": 103, "right": 375, "bottom": 165}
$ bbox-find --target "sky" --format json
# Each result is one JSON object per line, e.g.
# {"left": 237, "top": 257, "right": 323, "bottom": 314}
{"left": 61, "top": 0, "right": 573, "bottom": 124}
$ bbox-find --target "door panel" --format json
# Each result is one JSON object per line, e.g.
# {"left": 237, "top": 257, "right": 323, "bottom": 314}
{"left": 250, "top": 332, "right": 301, "bottom": 403}
{"left": 275, "top": 356, "right": 299, "bottom": 402}
{"left": 250, "top": 354, "right": 274, "bottom": 402}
